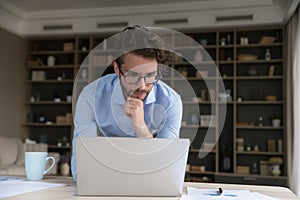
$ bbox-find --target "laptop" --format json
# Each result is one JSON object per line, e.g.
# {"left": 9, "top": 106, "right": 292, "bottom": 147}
{"left": 76, "top": 137, "right": 190, "bottom": 196}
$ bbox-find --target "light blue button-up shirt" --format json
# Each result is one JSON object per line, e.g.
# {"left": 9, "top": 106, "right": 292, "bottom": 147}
{"left": 71, "top": 74, "right": 182, "bottom": 181}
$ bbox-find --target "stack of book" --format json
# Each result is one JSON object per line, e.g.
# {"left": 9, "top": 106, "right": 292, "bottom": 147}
{"left": 267, "top": 139, "right": 283, "bottom": 152}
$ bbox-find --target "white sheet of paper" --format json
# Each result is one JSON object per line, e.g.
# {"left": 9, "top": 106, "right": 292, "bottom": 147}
{"left": 185, "top": 187, "right": 259, "bottom": 200}
{"left": 252, "top": 192, "right": 278, "bottom": 200}
{"left": 0, "top": 177, "right": 65, "bottom": 199}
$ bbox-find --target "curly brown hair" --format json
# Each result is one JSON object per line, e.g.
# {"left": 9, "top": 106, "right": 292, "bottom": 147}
{"left": 115, "top": 25, "right": 174, "bottom": 66}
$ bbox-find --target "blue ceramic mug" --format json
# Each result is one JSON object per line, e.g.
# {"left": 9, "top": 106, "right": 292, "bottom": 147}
{"left": 25, "top": 152, "right": 55, "bottom": 181}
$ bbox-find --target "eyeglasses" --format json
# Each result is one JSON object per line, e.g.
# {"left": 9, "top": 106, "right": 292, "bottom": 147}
{"left": 116, "top": 61, "right": 160, "bottom": 85}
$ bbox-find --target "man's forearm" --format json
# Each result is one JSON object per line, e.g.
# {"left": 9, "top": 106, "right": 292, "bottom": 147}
{"left": 134, "top": 123, "right": 153, "bottom": 138}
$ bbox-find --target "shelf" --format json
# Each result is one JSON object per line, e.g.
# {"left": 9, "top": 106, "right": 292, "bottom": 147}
{"left": 236, "top": 76, "right": 283, "bottom": 80}
{"left": 29, "top": 51, "right": 75, "bottom": 55}
{"left": 186, "top": 170, "right": 215, "bottom": 175}
{"left": 218, "top": 44, "right": 235, "bottom": 48}
{"left": 221, "top": 77, "right": 234, "bottom": 80}
{"left": 220, "top": 101, "right": 234, "bottom": 104}
{"left": 23, "top": 123, "right": 72, "bottom": 127}
{"left": 189, "top": 149, "right": 217, "bottom": 153}
{"left": 181, "top": 125, "right": 216, "bottom": 129}
{"left": 236, "top": 151, "right": 284, "bottom": 155}
{"left": 48, "top": 145, "right": 71, "bottom": 149}
{"left": 174, "top": 45, "right": 217, "bottom": 50}
{"left": 26, "top": 80, "right": 74, "bottom": 84}
{"left": 236, "top": 59, "right": 282, "bottom": 64}
{"left": 24, "top": 101, "right": 72, "bottom": 105}
{"left": 236, "top": 125, "right": 284, "bottom": 130}
{"left": 183, "top": 100, "right": 234, "bottom": 105}
{"left": 236, "top": 43, "right": 283, "bottom": 48}
{"left": 188, "top": 77, "right": 217, "bottom": 81}
{"left": 173, "top": 76, "right": 283, "bottom": 81}
{"left": 175, "top": 61, "right": 216, "bottom": 65}
{"left": 28, "top": 65, "right": 75, "bottom": 69}
{"left": 183, "top": 101, "right": 215, "bottom": 104}
{"left": 173, "top": 77, "right": 217, "bottom": 81}
{"left": 181, "top": 125, "right": 215, "bottom": 129}
{"left": 218, "top": 61, "right": 234, "bottom": 64}
{"left": 215, "top": 172, "right": 287, "bottom": 180}
{"left": 236, "top": 101, "right": 283, "bottom": 104}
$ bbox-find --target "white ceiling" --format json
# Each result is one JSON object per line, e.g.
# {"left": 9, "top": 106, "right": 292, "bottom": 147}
{"left": 0, "top": 0, "right": 299, "bottom": 36}
{"left": 2, "top": 0, "right": 292, "bottom": 13}
{"left": 4, "top": 0, "right": 196, "bottom": 12}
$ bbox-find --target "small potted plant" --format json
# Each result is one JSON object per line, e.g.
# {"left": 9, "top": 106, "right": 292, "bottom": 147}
{"left": 268, "top": 157, "right": 283, "bottom": 176}
{"left": 270, "top": 115, "right": 281, "bottom": 127}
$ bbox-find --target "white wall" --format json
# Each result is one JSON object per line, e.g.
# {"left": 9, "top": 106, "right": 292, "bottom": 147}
{"left": 0, "top": 27, "right": 27, "bottom": 138}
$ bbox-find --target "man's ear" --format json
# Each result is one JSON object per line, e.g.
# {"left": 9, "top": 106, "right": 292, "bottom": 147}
{"left": 112, "top": 61, "right": 120, "bottom": 77}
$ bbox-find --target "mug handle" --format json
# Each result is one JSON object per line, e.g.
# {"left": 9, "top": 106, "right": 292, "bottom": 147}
{"left": 44, "top": 156, "right": 56, "bottom": 175}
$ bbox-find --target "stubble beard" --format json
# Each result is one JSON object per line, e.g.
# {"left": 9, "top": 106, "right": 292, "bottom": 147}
{"left": 120, "top": 80, "right": 150, "bottom": 101}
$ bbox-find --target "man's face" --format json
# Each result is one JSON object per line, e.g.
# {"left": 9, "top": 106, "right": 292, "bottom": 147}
{"left": 114, "top": 53, "right": 158, "bottom": 101}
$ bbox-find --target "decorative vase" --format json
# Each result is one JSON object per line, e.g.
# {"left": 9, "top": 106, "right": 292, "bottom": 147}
{"left": 190, "top": 114, "right": 199, "bottom": 125}
{"left": 200, "top": 39, "right": 207, "bottom": 46}
{"left": 272, "top": 119, "right": 281, "bottom": 127}
{"left": 60, "top": 163, "right": 70, "bottom": 176}
{"left": 193, "top": 50, "right": 203, "bottom": 62}
{"left": 47, "top": 56, "right": 55, "bottom": 67}
{"left": 223, "top": 156, "right": 231, "bottom": 172}
{"left": 220, "top": 38, "right": 226, "bottom": 46}
{"left": 81, "top": 68, "right": 88, "bottom": 79}
{"left": 270, "top": 164, "right": 281, "bottom": 176}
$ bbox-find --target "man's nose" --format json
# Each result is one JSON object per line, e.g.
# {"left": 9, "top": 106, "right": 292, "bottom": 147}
{"left": 136, "top": 77, "right": 146, "bottom": 88}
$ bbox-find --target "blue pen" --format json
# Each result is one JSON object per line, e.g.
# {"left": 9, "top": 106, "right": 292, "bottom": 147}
{"left": 203, "top": 188, "right": 222, "bottom": 196}
{"left": 203, "top": 188, "right": 238, "bottom": 197}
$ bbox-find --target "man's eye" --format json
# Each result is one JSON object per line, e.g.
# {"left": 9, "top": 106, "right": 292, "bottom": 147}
{"left": 146, "top": 73, "right": 157, "bottom": 77}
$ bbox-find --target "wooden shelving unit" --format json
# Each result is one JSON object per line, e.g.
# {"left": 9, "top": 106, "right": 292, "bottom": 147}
{"left": 173, "top": 27, "right": 286, "bottom": 186}
{"left": 24, "top": 26, "right": 286, "bottom": 184}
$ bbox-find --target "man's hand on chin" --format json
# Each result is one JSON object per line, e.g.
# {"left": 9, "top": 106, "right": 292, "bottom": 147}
{"left": 124, "top": 97, "right": 153, "bottom": 138}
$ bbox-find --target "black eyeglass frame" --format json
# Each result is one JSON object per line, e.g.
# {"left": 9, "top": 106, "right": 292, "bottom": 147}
{"left": 115, "top": 60, "right": 161, "bottom": 85}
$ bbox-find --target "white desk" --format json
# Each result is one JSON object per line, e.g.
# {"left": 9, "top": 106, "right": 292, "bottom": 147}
{"left": 4, "top": 176, "right": 298, "bottom": 200}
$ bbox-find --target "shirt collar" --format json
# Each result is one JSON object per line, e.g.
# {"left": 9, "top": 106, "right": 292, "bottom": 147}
{"left": 112, "top": 78, "right": 156, "bottom": 105}
{"left": 112, "top": 78, "right": 125, "bottom": 105}
{"left": 144, "top": 84, "right": 156, "bottom": 104}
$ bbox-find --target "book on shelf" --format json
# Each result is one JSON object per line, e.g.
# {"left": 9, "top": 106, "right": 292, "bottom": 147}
{"left": 236, "top": 166, "right": 250, "bottom": 174}
{"left": 268, "top": 139, "right": 283, "bottom": 153}
{"left": 268, "top": 65, "right": 275, "bottom": 76}
{"left": 277, "top": 139, "right": 283, "bottom": 153}
{"left": 267, "top": 139, "right": 276, "bottom": 152}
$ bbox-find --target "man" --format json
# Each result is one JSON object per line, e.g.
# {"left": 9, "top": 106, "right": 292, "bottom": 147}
{"left": 71, "top": 26, "right": 182, "bottom": 181}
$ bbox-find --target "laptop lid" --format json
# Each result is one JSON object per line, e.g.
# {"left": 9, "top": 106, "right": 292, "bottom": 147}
{"left": 76, "top": 137, "right": 190, "bottom": 196}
